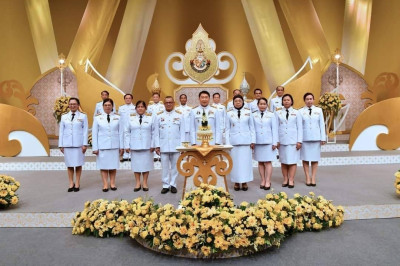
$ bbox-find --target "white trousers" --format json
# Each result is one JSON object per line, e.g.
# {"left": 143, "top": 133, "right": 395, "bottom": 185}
{"left": 122, "top": 151, "right": 131, "bottom": 159}
{"left": 161, "top": 152, "right": 180, "bottom": 188}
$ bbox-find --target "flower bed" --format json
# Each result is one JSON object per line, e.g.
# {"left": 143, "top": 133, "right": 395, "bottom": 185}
{"left": 0, "top": 175, "right": 20, "bottom": 209}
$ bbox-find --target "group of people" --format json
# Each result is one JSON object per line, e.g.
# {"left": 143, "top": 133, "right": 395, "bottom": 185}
{"left": 59, "top": 86, "right": 326, "bottom": 194}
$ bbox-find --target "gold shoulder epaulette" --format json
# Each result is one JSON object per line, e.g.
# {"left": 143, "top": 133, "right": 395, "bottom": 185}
{"left": 175, "top": 110, "right": 182, "bottom": 114}
{"left": 146, "top": 112, "right": 152, "bottom": 116}
{"left": 192, "top": 105, "right": 198, "bottom": 109}
{"left": 95, "top": 113, "right": 101, "bottom": 116}
{"left": 148, "top": 101, "right": 154, "bottom": 105}
{"left": 244, "top": 107, "right": 250, "bottom": 110}
{"left": 130, "top": 113, "right": 137, "bottom": 116}
{"left": 114, "top": 112, "right": 119, "bottom": 115}
{"left": 157, "top": 111, "right": 164, "bottom": 115}
{"left": 252, "top": 110, "right": 257, "bottom": 113}
{"left": 159, "top": 101, "right": 163, "bottom": 104}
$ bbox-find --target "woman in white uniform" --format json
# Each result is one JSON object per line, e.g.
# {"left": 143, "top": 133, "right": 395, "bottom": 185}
{"left": 275, "top": 94, "right": 302, "bottom": 188}
{"left": 300, "top": 93, "right": 326, "bottom": 186}
{"left": 253, "top": 97, "right": 278, "bottom": 190}
{"left": 59, "top": 97, "right": 88, "bottom": 192}
{"left": 225, "top": 95, "right": 255, "bottom": 191}
{"left": 92, "top": 99, "right": 124, "bottom": 192}
{"left": 124, "top": 100, "right": 156, "bottom": 192}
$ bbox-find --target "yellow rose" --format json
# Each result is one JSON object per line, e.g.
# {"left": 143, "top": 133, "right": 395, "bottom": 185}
{"left": 201, "top": 246, "right": 211, "bottom": 256}
{"left": 0, "top": 190, "right": 7, "bottom": 197}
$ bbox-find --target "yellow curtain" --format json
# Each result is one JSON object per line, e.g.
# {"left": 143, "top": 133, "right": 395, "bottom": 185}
{"left": 67, "top": 0, "right": 120, "bottom": 68}
{"left": 24, "top": 0, "right": 58, "bottom": 73}
{"left": 278, "top": 0, "right": 331, "bottom": 70}
{"left": 241, "top": 0, "right": 294, "bottom": 89}
{"left": 341, "top": 0, "right": 372, "bottom": 74}
{"left": 106, "top": 0, "right": 156, "bottom": 94}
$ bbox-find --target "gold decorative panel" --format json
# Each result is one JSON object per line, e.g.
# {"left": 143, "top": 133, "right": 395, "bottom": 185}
{"left": 0, "top": 80, "right": 38, "bottom": 115}
{"left": 361, "top": 72, "right": 400, "bottom": 108}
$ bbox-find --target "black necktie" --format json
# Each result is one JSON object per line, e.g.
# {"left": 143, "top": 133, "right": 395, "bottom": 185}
{"left": 238, "top": 110, "right": 241, "bottom": 118}
{"left": 139, "top": 115, "right": 143, "bottom": 124}
{"left": 107, "top": 114, "right": 110, "bottom": 123}
{"left": 261, "top": 112, "right": 264, "bottom": 118}
{"left": 309, "top": 108, "right": 312, "bottom": 115}
{"left": 71, "top": 113, "right": 75, "bottom": 121}
{"left": 286, "top": 110, "right": 289, "bottom": 120}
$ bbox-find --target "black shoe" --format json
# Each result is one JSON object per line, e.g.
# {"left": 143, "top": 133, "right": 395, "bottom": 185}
{"left": 311, "top": 183, "right": 316, "bottom": 187}
{"left": 242, "top": 184, "right": 248, "bottom": 191}
{"left": 143, "top": 187, "right": 149, "bottom": 191}
{"left": 74, "top": 187, "right": 80, "bottom": 192}
{"left": 134, "top": 186, "right": 141, "bottom": 192}
{"left": 153, "top": 158, "right": 158, "bottom": 162}
{"left": 68, "top": 184, "right": 75, "bottom": 192}
{"left": 288, "top": 183, "right": 294, "bottom": 189}
{"left": 102, "top": 188, "right": 109, "bottom": 192}
{"left": 260, "top": 185, "right": 265, "bottom": 189}
{"left": 306, "top": 183, "right": 312, "bottom": 186}
{"left": 161, "top": 188, "right": 169, "bottom": 194}
{"left": 170, "top": 186, "right": 177, "bottom": 194}
{"left": 282, "top": 182, "right": 288, "bottom": 187}
{"left": 234, "top": 183, "right": 240, "bottom": 191}
{"left": 264, "top": 184, "right": 271, "bottom": 190}
{"left": 120, "top": 159, "right": 125, "bottom": 162}
{"left": 110, "top": 187, "right": 117, "bottom": 191}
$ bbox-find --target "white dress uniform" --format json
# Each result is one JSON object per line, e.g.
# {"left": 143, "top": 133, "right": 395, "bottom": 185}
{"left": 211, "top": 103, "right": 226, "bottom": 144}
{"left": 147, "top": 102, "right": 165, "bottom": 116}
{"left": 175, "top": 104, "right": 192, "bottom": 142}
{"left": 249, "top": 99, "right": 259, "bottom": 112}
{"left": 300, "top": 105, "right": 326, "bottom": 162}
{"left": 92, "top": 113, "right": 123, "bottom": 170}
{"left": 93, "top": 101, "right": 115, "bottom": 118}
{"left": 227, "top": 100, "right": 249, "bottom": 111}
{"left": 124, "top": 113, "right": 156, "bottom": 172}
{"left": 225, "top": 107, "right": 255, "bottom": 183}
{"left": 190, "top": 105, "right": 222, "bottom": 145}
{"left": 275, "top": 107, "right": 303, "bottom": 164}
{"left": 269, "top": 96, "right": 283, "bottom": 112}
{"left": 252, "top": 110, "right": 278, "bottom": 162}
{"left": 155, "top": 110, "right": 186, "bottom": 189}
{"left": 58, "top": 111, "right": 88, "bottom": 167}
{"left": 118, "top": 104, "right": 136, "bottom": 160}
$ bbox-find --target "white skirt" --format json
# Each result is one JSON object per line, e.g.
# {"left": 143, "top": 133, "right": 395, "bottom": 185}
{"left": 96, "top": 149, "right": 119, "bottom": 170}
{"left": 254, "top": 144, "right": 276, "bottom": 162}
{"left": 230, "top": 145, "right": 253, "bottom": 183}
{"left": 279, "top": 144, "right": 299, "bottom": 165}
{"left": 131, "top": 150, "right": 154, "bottom": 172}
{"left": 300, "top": 141, "right": 321, "bottom": 162}
{"left": 64, "top": 147, "right": 84, "bottom": 167}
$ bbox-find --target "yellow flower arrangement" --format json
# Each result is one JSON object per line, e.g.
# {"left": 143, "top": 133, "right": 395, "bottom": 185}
{"left": 53, "top": 96, "right": 71, "bottom": 123}
{"left": 394, "top": 170, "right": 400, "bottom": 195}
{"left": 318, "top": 92, "right": 342, "bottom": 117}
{"left": 72, "top": 184, "right": 345, "bottom": 258}
{"left": 0, "top": 174, "right": 20, "bottom": 209}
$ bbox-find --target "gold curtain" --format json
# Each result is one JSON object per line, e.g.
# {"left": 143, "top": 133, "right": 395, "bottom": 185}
{"left": 241, "top": 0, "right": 295, "bottom": 90}
{"left": 106, "top": 0, "right": 156, "bottom": 94}
{"left": 278, "top": 0, "right": 331, "bottom": 70}
{"left": 24, "top": 0, "right": 58, "bottom": 73}
{"left": 341, "top": 0, "right": 372, "bottom": 74}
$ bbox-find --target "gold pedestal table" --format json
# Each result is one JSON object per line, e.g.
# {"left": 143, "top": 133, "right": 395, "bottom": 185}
{"left": 176, "top": 145, "right": 233, "bottom": 199}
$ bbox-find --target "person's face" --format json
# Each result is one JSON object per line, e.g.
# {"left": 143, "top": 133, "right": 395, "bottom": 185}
{"left": 233, "top": 90, "right": 241, "bottom": 96}
{"left": 258, "top": 100, "right": 268, "bottom": 112}
{"left": 180, "top": 95, "right": 187, "bottom": 106}
{"left": 233, "top": 98, "right": 243, "bottom": 109}
{"left": 305, "top": 95, "right": 314, "bottom": 107}
{"left": 254, "top": 90, "right": 262, "bottom": 100}
{"left": 136, "top": 104, "right": 146, "bottom": 115}
{"left": 283, "top": 96, "right": 292, "bottom": 108}
{"left": 124, "top": 95, "right": 132, "bottom": 105}
{"left": 101, "top": 92, "right": 109, "bottom": 100}
{"left": 103, "top": 102, "right": 113, "bottom": 114}
{"left": 68, "top": 100, "right": 79, "bottom": 112}
{"left": 213, "top": 94, "right": 220, "bottom": 104}
{"left": 153, "top": 94, "right": 160, "bottom": 103}
{"left": 276, "top": 87, "right": 284, "bottom": 97}
{"left": 164, "top": 98, "right": 175, "bottom": 112}
{"left": 199, "top": 94, "right": 210, "bottom": 107}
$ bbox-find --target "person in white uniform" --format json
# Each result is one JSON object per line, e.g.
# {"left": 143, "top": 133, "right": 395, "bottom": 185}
{"left": 249, "top": 88, "right": 263, "bottom": 112}
{"left": 190, "top": 91, "right": 222, "bottom": 145}
{"left": 226, "top": 95, "right": 255, "bottom": 191}
{"left": 212, "top": 92, "right": 226, "bottom": 144}
{"left": 269, "top": 86, "right": 285, "bottom": 112}
{"left": 124, "top": 100, "right": 156, "bottom": 192}
{"left": 300, "top": 92, "right": 326, "bottom": 187}
{"left": 252, "top": 97, "right": 278, "bottom": 190}
{"left": 227, "top": 89, "right": 249, "bottom": 111}
{"left": 118, "top": 94, "right": 135, "bottom": 162}
{"left": 175, "top": 94, "right": 192, "bottom": 142}
{"left": 147, "top": 92, "right": 165, "bottom": 161}
{"left": 58, "top": 97, "right": 88, "bottom": 192}
{"left": 93, "top": 90, "right": 115, "bottom": 118}
{"left": 92, "top": 99, "right": 124, "bottom": 192}
{"left": 276, "top": 94, "right": 302, "bottom": 188}
{"left": 155, "top": 96, "right": 186, "bottom": 194}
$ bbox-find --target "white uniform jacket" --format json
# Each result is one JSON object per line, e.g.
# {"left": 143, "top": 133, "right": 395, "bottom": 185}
{"left": 124, "top": 113, "right": 156, "bottom": 150}
{"left": 225, "top": 107, "right": 256, "bottom": 146}
{"left": 252, "top": 110, "right": 278, "bottom": 145}
{"left": 269, "top": 96, "right": 283, "bottom": 112}
{"left": 249, "top": 99, "right": 259, "bottom": 112}
{"left": 190, "top": 105, "right": 222, "bottom": 145}
{"left": 118, "top": 104, "right": 136, "bottom": 118}
{"left": 147, "top": 102, "right": 165, "bottom": 116}
{"left": 154, "top": 110, "right": 186, "bottom": 153}
{"left": 94, "top": 101, "right": 115, "bottom": 118}
{"left": 59, "top": 111, "right": 88, "bottom": 147}
{"left": 227, "top": 100, "right": 249, "bottom": 111}
{"left": 300, "top": 105, "right": 326, "bottom": 141}
{"left": 175, "top": 104, "right": 192, "bottom": 134}
{"left": 212, "top": 103, "right": 226, "bottom": 133}
{"left": 275, "top": 107, "right": 303, "bottom": 145}
{"left": 92, "top": 113, "right": 123, "bottom": 151}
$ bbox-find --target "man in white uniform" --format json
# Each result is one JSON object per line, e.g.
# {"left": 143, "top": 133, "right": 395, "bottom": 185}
{"left": 190, "top": 91, "right": 222, "bottom": 145}
{"left": 175, "top": 94, "right": 192, "bottom": 142}
{"left": 227, "top": 89, "right": 249, "bottom": 111}
{"left": 147, "top": 92, "right": 165, "bottom": 116}
{"left": 93, "top": 90, "right": 115, "bottom": 118}
{"left": 118, "top": 94, "right": 135, "bottom": 162}
{"left": 155, "top": 96, "right": 185, "bottom": 194}
{"left": 212, "top": 92, "right": 226, "bottom": 144}
{"left": 249, "top": 88, "right": 263, "bottom": 112}
{"left": 269, "top": 86, "right": 285, "bottom": 112}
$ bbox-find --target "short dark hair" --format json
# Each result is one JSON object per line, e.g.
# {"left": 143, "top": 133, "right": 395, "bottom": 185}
{"left": 179, "top": 94, "right": 187, "bottom": 99}
{"left": 124, "top": 94, "right": 133, "bottom": 99}
{"left": 164, "top": 96, "right": 174, "bottom": 101}
{"left": 233, "top": 94, "right": 244, "bottom": 102}
{"left": 213, "top": 92, "right": 220, "bottom": 98}
{"left": 69, "top": 97, "right": 80, "bottom": 105}
{"left": 276, "top": 86, "right": 284, "bottom": 91}
{"left": 257, "top": 97, "right": 268, "bottom": 106}
{"left": 103, "top": 98, "right": 114, "bottom": 107}
{"left": 303, "top": 92, "right": 314, "bottom": 101}
{"left": 101, "top": 90, "right": 109, "bottom": 96}
{"left": 199, "top": 90, "right": 210, "bottom": 98}
{"left": 135, "top": 100, "right": 147, "bottom": 109}
{"left": 233, "top": 89, "right": 241, "bottom": 94}
{"left": 152, "top": 92, "right": 160, "bottom": 97}
{"left": 254, "top": 88, "right": 262, "bottom": 94}
{"left": 282, "top": 94, "right": 294, "bottom": 106}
